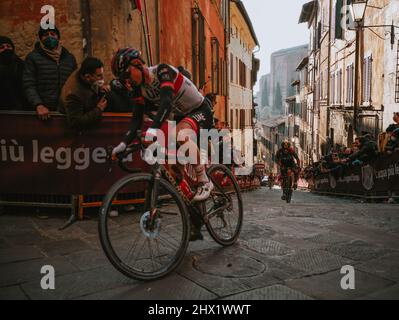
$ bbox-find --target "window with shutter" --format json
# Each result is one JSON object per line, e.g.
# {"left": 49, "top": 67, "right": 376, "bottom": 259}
{"left": 346, "top": 66, "right": 349, "bottom": 103}
{"left": 368, "top": 55, "right": 372, "bottom": 102}
{"left": 362, "top": 59, "right": 367, "bottom": 102}
{"left": 396, "top": 41, "right": 399, "bottom": 103}
{"left": 211, "top": 37, "right": 220, "bottom": 94}
{"left": 331, "top": 73, "right": 335, "bottom": 104}
{"left": 295, "top": 125, "right": 300, "bottom": 137}
{"left": 236, "top": 57, "right": 238, "bottom": 84}
{"left": 326, "top": 68, "right": 329, "bottom": 99}
{"left": 192, "top": 9, "right": 206, "bottom": 89}
{"left": 337, "top": 69, "right": 342, "bottom": 104}
{"left": 337, "top": 70, "right": 340, "bottom": 104}
{"left": 362, "top": 56, "right": 372, "bottom": 103}
{"left": 318, "top": 22, "right": 322, "bottom": 49}
{"left": 351, "top": 64, "right": 354, "bottom": 103}
{"left": 240, "top": 109, "right": 245, "bottom": 129}
{"left": 220, "top": 58, "right": 225, "bottom": 95}
{"left": 341, "top": 69, "right": 343, "bottom": 103}
{"left": 348, "top": 65, "right": 351, "bottom": 103}
{"left": 230, "top": 53, "right": 234, "bottom": 83}
{"left": 345, "top": 65, "right": 353, "bottom": 104}
{"left": 320, "top": 71, "right": 323, "bottom": 99}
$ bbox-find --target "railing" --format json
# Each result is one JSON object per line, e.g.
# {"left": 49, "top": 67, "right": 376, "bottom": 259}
{"left": 0, "top": 111, "right": 148, "bottom": 228}
{"left": 309, "top": 152, "right": 399, "bottom": 200}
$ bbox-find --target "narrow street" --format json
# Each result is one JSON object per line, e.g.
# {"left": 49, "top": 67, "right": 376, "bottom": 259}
{"left": 1, "top": 189, "right": 398, "bottom": 300}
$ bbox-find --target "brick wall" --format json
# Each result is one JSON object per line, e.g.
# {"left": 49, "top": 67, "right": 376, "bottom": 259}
{"left": 0, "top": 0, "right": 156, "bottom": 81}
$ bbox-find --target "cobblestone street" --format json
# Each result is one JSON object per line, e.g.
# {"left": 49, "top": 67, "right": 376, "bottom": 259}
{"left": 1, "top": 188, "right": 399, "bottom": 300}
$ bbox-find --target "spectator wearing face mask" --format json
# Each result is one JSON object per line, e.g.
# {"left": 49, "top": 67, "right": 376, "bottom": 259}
{"left": 60, "top": 57, "right": 108, "bottom": 131}
{"left": 23, "top": 26, "right": 77, "bottom": 120}
{"left": 0, "top": 36, "right": 25, "bottom": 110}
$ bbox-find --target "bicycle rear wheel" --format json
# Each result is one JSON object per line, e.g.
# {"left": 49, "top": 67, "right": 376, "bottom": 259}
{"left": 99, "top": 173, "right": 190, "bottom": 281}
{"left": 283, "top": 175, "right": 293, "bottom": 203}
{"left": 204, "top": 164, "right": 243, "bottom": 246}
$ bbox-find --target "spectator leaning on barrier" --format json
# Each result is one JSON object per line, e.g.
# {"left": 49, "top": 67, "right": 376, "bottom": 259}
{"left": 23, "top": 26, "right": 77, "bottom": 120}
{"left": 60, "top": 57, "right": 108, "bottom": 131}
{"left": 352, "top": 137, "right": 360, "bottom": 153}
{"left": 343, "top": 147, "right": 353, "bottom": 158}
{"left": 345, "top": 134, "right": 378, "bottom": 166}
{"left": 0, "top": 36, "right": 25, "bottom": 110}
{"left": 385, "top": 112, "right": 399, "bottom": 155}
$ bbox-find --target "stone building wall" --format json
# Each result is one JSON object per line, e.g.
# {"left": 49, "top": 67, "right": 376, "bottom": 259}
{"left": 269, "top": 45, "right": 308, "bottom": 115}
{"left": 0, "top": 0, "right": 156, "bottom": 82}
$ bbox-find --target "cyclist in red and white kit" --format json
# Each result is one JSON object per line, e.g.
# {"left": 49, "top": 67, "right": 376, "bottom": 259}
{"left": 111, "top": 48, "right": 214, "bottom": 202}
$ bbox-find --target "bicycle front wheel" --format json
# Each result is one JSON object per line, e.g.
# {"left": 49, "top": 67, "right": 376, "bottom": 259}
{"left": 204, "top": 164, "right": 243, "bottom": 246}
{"left": 99, "top": 173, "right": 190, "bottom": 281}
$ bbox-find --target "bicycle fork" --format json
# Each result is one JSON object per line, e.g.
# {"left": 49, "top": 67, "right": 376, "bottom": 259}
{"left": 145, "top": 165, "right": 162, "bottom": 231}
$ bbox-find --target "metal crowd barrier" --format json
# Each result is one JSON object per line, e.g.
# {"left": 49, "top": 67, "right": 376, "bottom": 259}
{"left": 0, "top": 111, "right": 264, "bottom": 228}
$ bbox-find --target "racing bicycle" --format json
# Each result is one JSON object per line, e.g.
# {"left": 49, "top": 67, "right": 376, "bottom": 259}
{"left": 98, "top": 125, "right": 243, "bottom": 281}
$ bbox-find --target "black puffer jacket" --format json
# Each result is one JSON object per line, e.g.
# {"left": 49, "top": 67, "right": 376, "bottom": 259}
{"left": 0, "top": 54, "right": 25, "bottom": 110}
{"left": 23, "top": 42, "right": 77, "bottom": 111}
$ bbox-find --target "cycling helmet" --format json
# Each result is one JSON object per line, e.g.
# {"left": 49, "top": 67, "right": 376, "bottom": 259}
{"left": 111, "top": 47, "right": 145, "bottom": 78}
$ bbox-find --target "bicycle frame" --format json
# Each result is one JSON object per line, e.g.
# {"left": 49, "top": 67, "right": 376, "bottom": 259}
{"left": 115, "top": 121, "right": 235, "bottom": 228}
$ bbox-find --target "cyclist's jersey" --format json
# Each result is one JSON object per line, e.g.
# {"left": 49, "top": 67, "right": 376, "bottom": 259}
{"left": 142, "top": 64, "right": 204, "bottom": 117}
{"left": 276, "top": 148, "right": 300, "bottom": 168}
{"left": 122, "top": 63, "right": 207, "bottom": 144}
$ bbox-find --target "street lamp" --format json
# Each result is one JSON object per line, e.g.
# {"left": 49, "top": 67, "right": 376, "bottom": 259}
{"left": 350, "top": 0, "right": 368, "bottom": 137}
{"left": 349, "top": 0, "right": 398, "bottom": 139}
{"left": 351, "top": 0, "right": 367, "bottom": 23}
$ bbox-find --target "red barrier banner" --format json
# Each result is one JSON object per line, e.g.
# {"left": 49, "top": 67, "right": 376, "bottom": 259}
{"left": 0, "top": 112, "right": 149, "bottom": 195}
{"left": 313, "top": 152, "right": 399, "bottom": 197}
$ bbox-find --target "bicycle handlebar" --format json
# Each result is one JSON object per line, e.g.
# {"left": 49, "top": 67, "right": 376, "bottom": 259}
{"left": 106, "top": 143, "right": 143, "bottom": 174}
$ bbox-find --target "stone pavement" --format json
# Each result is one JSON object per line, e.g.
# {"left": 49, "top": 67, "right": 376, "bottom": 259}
{"left": 0, "top": 189, "right": 398, "bottom": 300}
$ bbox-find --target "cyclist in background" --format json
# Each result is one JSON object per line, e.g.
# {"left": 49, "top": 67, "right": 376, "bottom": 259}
{"left": 276, "top": 140, "right": 301, "bottom": 199}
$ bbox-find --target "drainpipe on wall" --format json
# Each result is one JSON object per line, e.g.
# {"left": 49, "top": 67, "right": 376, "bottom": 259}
{"left": 225, "top": 0, "right": 230, "bottom": 126}
{"left": 311, "top": 13, "right": 317, "bottom": 162}
{"left": 353, "top": 24, "right": 362, "bottom": 137}
{"left": 326, "top": 0, "right": 333, "bottom": 139}
{"left": 80, "top": 0, "right": 92, "bottom": 58}
{"left": 155, "top": 0, "right": 160, "bottom": 64}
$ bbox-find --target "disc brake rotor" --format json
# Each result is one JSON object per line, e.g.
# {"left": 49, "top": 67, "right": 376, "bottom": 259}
{"left": 140, "top": 211, "right": 162, "bottom": 238}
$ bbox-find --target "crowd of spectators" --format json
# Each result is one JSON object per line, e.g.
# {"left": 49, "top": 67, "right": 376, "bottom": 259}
{"left": 0, "top": 26, "right": 189, "bottom": 132}
{"left": 304, "top": 114, "right": 399, "bottom": 181}
{"left": 0, "top": 26, "right": 217, "bottom": 136}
